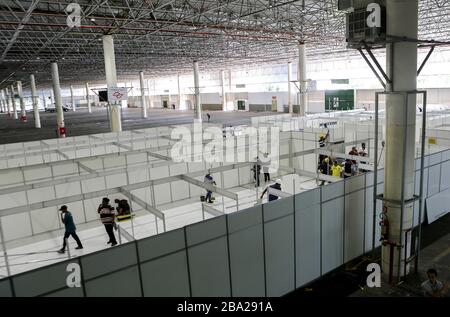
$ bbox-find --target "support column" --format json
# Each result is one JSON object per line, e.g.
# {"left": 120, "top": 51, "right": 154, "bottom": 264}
{"left": 42, "top": 93, "right": 47, "bottom": 110}
{"left": 30, "top": 74, "right": 41, "bottom": 129}
{"left": 51, "top": 62, "right": 65, "bottom": 138}
{"left": 17, "top": 81, "right": 27, "bottom": 122}
{"left": 287, "top": 62, "right": 293, "bottom": 114}
{"left": 221, "top": 70, "right": 226, "bottom": 111}
{"left": 382, "top": 0, "right": 419, "bottom": 279}
{"left": 70, "top": 85, "right": 76, "bottom": 111}
{"left": 298, "top": 42, "right": 308, "bottom": 116}
{"left": 177, "top": 74, "right": 182, "bottom": 109}
{"left": 139, "top": 71, "right": 147, "bottom": 118}
{"left": 10, "top": 84, "right": 18, "bottom": 119}
{"left": 5, "top": 88, "right": 11, "bottom": 116}
{"left": 102, "top": 34, "right": 122, "bottom": 132}
{"left": 0, "top": 89, "right": 4, "bottom": 113}
{"left": 193, "top": 61, "right": 202, "bottom": 121}
{"left": 85, "top": 82, "right": 92, "bottom": 113}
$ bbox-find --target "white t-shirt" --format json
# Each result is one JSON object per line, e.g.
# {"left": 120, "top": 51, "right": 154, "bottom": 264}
{"left": 421, "top": 280, "right": 444, "bottom": 297}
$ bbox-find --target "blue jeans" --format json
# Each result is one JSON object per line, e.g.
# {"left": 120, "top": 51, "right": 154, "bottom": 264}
{"left": 206, "top": 191, "right": 212, "bottom": 202}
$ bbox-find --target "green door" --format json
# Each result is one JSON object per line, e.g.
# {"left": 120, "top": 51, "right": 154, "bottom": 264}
{"left": 325, "top": 90, "right": 354, "bottom": 111}
{"left": 237, "top": 100, "right": 245, "bottom": 110}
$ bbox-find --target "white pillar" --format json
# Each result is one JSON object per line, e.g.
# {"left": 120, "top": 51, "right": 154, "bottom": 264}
{"left": 382, "top": 0, "right": 418, "bottom": 278}
{"left": 287, "top": 62, "right": 293, "bottom": 114}
{"left": 85, "top": 82, "right": 92, "bottom": 113}
{"left": 221, "top": 70, "right": 226, "bottom": 111}
{"left": 102, "top": 34, "right": 122, "bottom": 132}
{"left": 5, "top": 88, "right": 11, "bottom": 116}
{"left": 17, "top": 81, "right": 27, "bottom": 122}
{"left": 42, "top": 93, "right": 47, "bottom": 110}
{"left": 51, "top": 62, "right": 65, "bottom": 137}
{"left": 30, "top": 74, "right": 41, "bottom": 128}
{"left": 177, "top": 74, "right": 182, "bottom": 109}
{"left": 70, "top": 85, "right": 76, "bottom": 111}
{"left": 139, "top": 71, "right": 147, "bottom": 118}
{"left": 0, "top": 89, "right": 4, "bottom": 113}
{"left": 10, "top": 85, "right": 18, "bottom": 119}
{"left": 298, "top": 42, "right": 308, "bottom": 116}
{"left": 193, "top": 61, "right": 202, "bottom": 121}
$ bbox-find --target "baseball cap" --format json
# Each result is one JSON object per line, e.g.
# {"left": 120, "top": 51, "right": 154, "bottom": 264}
{"left": 59, "top": 205, "right": 68, "bottom": 211}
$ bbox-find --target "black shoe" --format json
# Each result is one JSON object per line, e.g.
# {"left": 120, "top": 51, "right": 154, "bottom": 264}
{"left": 75, "top": 246, "right": 83, "bottom": 250}
{"left": 57, "top": 249, "right": 65, "bottom": 254}
{"left": 107, "top": 241, "right": 112, "bottom": 244}
{"left": 111, "top": 242, "right": 117, "bottom": 247}
{"left": 208, "top": 200, "right": 213, "bottom": 204}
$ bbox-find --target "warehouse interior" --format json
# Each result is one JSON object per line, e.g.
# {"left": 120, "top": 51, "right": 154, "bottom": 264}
{"left": 0, "top": 0, "right": 450, "bottom": 298}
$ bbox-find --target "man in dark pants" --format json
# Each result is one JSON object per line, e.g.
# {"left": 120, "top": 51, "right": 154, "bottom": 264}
{"left": 98, "top": 197, "right": 117, "bottom": 246}
{"left": 58, "top": 205, "right": 83, "bottom": 253}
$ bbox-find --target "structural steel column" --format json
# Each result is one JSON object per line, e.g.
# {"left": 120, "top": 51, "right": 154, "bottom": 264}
{"left": 193, "top": 61, "right": 202, "bottom": 121}
{"left": 382, "top": 0, "right": 419, "bottom": 278}
{"left": 70, "top": 85, "right": 76, "bottom": 112}
{"left": 5, "top": 88, "right": 11, "bottom": 115}
{"left": 298, "top": 42, "right": 308, "bottom": 116}
{"left": 102, "top": 34, "right": 122, "bottom": 132}
{"left": 51, "top": 62, "right": 65, "bottom": 137}
{"left": 10, "top": 84, "right": 18, "bottom": 119}
{"left": 85, "top": 82, "right": 91, "bottom": 113}
{"left": 288, "top": 62, "right": 293, "bottom": 114}
{"left": 139, "top": 71, "right": 147, "bottom": 118}
{"left": 221, "top": 70, "right": 226, "bottom": 111}
{"left": 30, "top": 74, "right": 41, "bottom": 128}
{"left": 177, "top": 74, "right": 182, "bottom": 109}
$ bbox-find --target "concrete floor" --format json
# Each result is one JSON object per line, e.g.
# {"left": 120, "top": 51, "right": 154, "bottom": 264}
{"left": 0, "top": 108, "right": 282, "bottom": 145}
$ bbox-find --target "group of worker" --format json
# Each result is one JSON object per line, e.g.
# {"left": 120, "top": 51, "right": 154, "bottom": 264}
{"left": 317, "top": 128, "right": 369, "bottom": 182}
{"left": 57, "top": 197, "right": 131, "bottom": 254}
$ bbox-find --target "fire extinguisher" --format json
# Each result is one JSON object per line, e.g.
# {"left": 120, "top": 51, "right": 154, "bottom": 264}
{"left": 379, "top": 206, "right": 389, "bottom": 241}
{"left": 59, "top": 126, "right": 66, "bottom": 138}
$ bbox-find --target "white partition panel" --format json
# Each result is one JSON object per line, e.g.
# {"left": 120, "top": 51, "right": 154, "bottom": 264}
{"left": 83, "top": 197, "right": 103, "bottom": 222}
{"left": 227, "top": 206, "right": 265, "bottom": 296}
{"left": 263, "top": 197, "right": 295, "bottom": 296}
{"left": 364, "top": 185, "right": 383, "bottom": 252}
{"left": 30, "top": 207, "right": 60, "bottom": 234}
{"left": 52, "top": 163, "right": 79, "bottom": 177}
{"left": 322, "top": 180, "right": 344, "bottom": 201}
{"left": 153, "top": 183, "right": 172, "bottom": 205}
{"left": 81, "top": 177, "right": 106, "bottom": 193}
{"left": 426, "top": 188, "right": 450, "bottom": 223}
{"left": 103, "top": 156, "right": 126, "bottom": 169}
{"left": 344, "top": 190, "right": 365, "bottom": 262}
{"left": 1, "top": 212, "right": 32, "bottom": 241}
{"left": 27, "top": 186, "right": 56, "bottom": 204}
{"left": 186, "top": 216, "right": 231, "bottom": 296}
{"left": 295, "top": 188, "right": 321, "bottom": 287}
{"left": 171, "top": 180, "right": 190, "bottom": 201}
{"left": 0, "top": 191, "right": 27, "bottom": 209}
{"left": 105, "top": 173, "right": 127, "bottom": 188}
{"left": 439, "top": 160, "right": 450, "bottom": 191}
{"left": 55, "top": 181, "right": 82, "bottom": 198}
{"left": 427, "top": 164, "right": 441, "bottom": 196}
{"left": 321, "top": 197, "right": 344, "bottom": 274}
{"left": 238, "top": 166, "right": 252, "bottom": 185}
{"left": 223, "top": 169, "right": 239, "bottom": 188}
{"left": 24, "top": 167, "right": 52, "bottom": 182}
